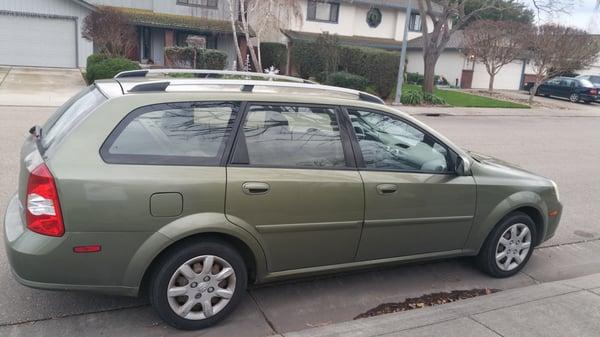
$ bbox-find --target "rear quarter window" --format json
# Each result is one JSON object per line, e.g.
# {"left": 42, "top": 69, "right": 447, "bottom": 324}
{"left": 101, "top": 102, "right": 239, "bottom": 166}
{"left": 41, "top": 86, "right": 107, "bottom": 151}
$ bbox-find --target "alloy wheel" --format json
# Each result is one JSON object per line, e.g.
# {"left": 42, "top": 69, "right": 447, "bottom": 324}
{"left": 495, "top": 223, "right": 532, "bottom": 272}
{"left": 570, "top": 93, "right": 579, "bottom": 103}
{"left": 167, "top": 255, "right": 236, "bottom": 320}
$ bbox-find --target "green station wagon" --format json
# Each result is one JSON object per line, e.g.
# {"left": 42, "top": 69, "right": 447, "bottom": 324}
{"left": 3, "top": 70, "right": 562, "bottom": 330}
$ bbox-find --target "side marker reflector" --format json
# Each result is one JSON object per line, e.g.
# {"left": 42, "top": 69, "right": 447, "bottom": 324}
{"left": 73, "top": 245, "right": 102, "bottom": 253}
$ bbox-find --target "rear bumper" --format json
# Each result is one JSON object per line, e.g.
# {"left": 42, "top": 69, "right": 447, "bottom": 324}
{"left": 3, "top": 194, "right": 141, "bottom": 297}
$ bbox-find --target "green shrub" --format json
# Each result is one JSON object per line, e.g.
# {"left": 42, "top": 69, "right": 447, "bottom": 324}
{"left": 290, "top": 35, "right": 401, "bottom": 98}
{"left": 198, "top": 49, "right": 227, "bottom": 70}
{"left": 86, "top": 57, "right": 140, "bottom": 83}
{"left": 86, "top": 53, "right": 110, "bottom": 68}
{"left": 338, "top": 46, "right": 399, "bottom": 99}
{"left": 325, "top": 71, "right": 369, "bottom": 91}
{"left": 423, "top": 92, "right": 447, "bottom": 105}
{"left": 407, "top": 72, "right": 424, "bottom": 85}
{"left": 165, "top": 47, "right": 196, "bottom": 68}
{"left": 165, "top": 47, "right": 227, "bottom": 70}
{"left": 260, "top": 42, "right": 288, "bottom": 72}
{"left": 401, "top": 89, "right": 423, "bottom": 105}
{"left": 290, "top": 41, "right": 325, "bottom": 79}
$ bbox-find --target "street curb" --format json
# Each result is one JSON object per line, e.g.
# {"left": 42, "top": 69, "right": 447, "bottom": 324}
{"left": 275, "top": 273, "right": 600, "bottom": 337}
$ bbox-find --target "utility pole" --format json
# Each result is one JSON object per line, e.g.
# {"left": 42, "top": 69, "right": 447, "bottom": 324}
{"left": 394, "top": 0, "right": 413, "bottom": 105}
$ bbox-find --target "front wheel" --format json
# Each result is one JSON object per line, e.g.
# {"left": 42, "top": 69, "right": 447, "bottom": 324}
{"left": 149, "top": 240, "right": 247, "bottom": 330}
{"left": 476, "top": 212, "right": 537, "bottom": 278}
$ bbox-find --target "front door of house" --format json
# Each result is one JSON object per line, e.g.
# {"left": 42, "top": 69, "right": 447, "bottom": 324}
{"left": 461, "top": 70, "right": 474, "bottom": 89}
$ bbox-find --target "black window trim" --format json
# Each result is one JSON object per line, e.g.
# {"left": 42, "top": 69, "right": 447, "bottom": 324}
{"left": 227, "top": 102, "right": 358, "bottom": 171}
{"left": 307, "top": 0, "right": 340, "bottom": 24}
{"left": 176, "top": 0, "right": 218, "bottom": 9}
{"left": 100, "top": 101, "right": 241, "bottom": 167}
{"left": 408, "top": 12, "right": 422, "bottom": 32}
{"left": 340, "top": 106, "right": 459, "bottom": 175}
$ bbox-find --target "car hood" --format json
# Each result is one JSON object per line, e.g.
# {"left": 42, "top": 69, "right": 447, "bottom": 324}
{"left": 467, "top": 151, "right": 545, "bottom": 181}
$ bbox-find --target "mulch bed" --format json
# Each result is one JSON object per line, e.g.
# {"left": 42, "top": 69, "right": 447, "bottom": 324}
{"left": 354, "top": 288, "right": 500, "bottom": 320}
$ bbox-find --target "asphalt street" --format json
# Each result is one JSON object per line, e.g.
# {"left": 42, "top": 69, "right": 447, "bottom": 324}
{"left": 1, "top": 102, "right": 600, "bottom": 336}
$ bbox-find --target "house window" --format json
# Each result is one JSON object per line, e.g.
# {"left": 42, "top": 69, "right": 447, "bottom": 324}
{"left": 409, "top": 13, "right": 422, "bottom": 31}
{"left": 307, "top": 1, "right": 340, "bottom": 23}
{"left": 177, "top": 0, "right": 218, "bottom": 8}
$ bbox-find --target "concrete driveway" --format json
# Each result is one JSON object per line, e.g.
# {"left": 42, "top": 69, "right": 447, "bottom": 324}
{"left": 2, "top": 83, "right": 600, "bottom": 336}
{"left": 0, "top": 67, "right": 86, "bottom": 107}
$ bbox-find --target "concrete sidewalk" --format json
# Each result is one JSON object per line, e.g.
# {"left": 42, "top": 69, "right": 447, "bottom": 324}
{"left": 279, "top": 273, "right": 600, "bottom": 337}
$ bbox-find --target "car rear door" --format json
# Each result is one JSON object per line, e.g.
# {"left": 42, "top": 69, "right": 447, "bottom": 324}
{"left": 344, "top": 108, "right": 477, "bottom": 261}
{"left": 225, "top": 103, "right": 364, "bottom": 272}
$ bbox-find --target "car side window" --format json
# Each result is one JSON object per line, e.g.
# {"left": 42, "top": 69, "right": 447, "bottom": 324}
{"left": 348, "top": 109, "right": 452, "bottom": 173}
{"left": 101, "top": 102, "right": 238, "bottom": 165}
{"left": 234, "top": 105, "right": 347, "bottom": 168}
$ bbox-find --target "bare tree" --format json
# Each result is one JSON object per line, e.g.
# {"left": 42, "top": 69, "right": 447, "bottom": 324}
{"left": 463, "top": 20, "right": 531, "bottom": 92}
{"left": 82, "top": 7, "right": 137, "bottom": 57}
{"left": 250, "top": 0, "right": 303, "bottom": 71}
{"left": 417, "top": 0, "right": 499, "bottom": 93}
{"left": 225, "top": 0, "right": 245, "bottom": 69}
{"left": 528, "top": 24, "right": 600, "bottom": 104}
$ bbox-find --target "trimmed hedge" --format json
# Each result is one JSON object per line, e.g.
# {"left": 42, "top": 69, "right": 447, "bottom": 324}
{"left": 260, "top": 42, "right": 287, "bottom": 72}
{"left": 338, "top": 46, "right": 399, "bottom": 99}
{"left": 290, "top": 40, "right": 400, "bottom": 98}
{"left": 290, "top": 41, "right": 325, "bottom": 79}
{"left": 165, "top": 47, "right": 228, "bottom": 70}
{"left": 86, "top": 55, "right": 140, "bottom": 83}
{"left": 325, "top": 71, "right": 369, "bottom": 91}
{"left": 198, "top": 49, "right": 227, "bottom": 70}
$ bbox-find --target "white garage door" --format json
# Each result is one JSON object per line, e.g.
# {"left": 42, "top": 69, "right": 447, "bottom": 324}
{"left": 0, "top": 14, "right": 77, "bottom": 68}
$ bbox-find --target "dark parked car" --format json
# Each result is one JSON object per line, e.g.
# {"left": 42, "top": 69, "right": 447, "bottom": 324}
{"left": 527, "top": 77, "right": 599, "bottom": 103}
{"left": 576, "top": 75, "right": 600, "bottom": 88}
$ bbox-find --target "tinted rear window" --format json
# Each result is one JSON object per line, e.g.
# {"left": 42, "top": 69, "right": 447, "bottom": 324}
{"left": 41, "top": 86, "right": 106, "bottom": 150}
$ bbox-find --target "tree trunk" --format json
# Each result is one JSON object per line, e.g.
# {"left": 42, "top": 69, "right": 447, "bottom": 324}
{"left": 488, "top": 73, "right": 495, "bottom": 92}
{"left": 227, "top": 0, "right": 244, "bottom": 69}
{"left": 528, "top": 81, "right": 541, "bottom": 105}
{"left": 240, "top": 0, "right": 261, "bottom": 72}
{"left": 422, "top": 52, "right": 438, "bottom": 94}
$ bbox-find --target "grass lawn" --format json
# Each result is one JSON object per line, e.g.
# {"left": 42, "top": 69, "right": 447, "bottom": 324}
{"left": 404, "top": 84, "right": 530, "bottom": 109}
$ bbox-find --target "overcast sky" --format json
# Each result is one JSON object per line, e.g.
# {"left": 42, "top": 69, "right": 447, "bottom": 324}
{"left": 525, "top": 0, "right": 600, "bottom": 33}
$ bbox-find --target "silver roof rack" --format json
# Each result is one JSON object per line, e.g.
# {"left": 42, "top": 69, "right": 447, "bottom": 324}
{"left": 114, "top": 69, "right": 317, "bottom": 84}
{"left": 123, "top": 79, "right": 385, "bottom": 105}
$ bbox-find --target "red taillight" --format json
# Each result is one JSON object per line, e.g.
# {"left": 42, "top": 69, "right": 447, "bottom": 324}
{"left": 26, "top": 164, "right": 64, "bottom": 237}
{"left": 590, "top": 89, "right": 598, "bottom": 95}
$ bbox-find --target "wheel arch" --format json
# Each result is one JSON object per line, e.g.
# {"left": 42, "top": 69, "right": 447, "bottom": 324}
{"left": 122, "top": 213, "right": 268, "bottom": 296}
{"left": 465, "top": 191, "right": 549, "bottom": 254}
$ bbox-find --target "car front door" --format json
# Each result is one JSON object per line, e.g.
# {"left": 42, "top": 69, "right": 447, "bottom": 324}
{"left": 345, "top": 108, "right": 477, "bottom": 261}
{"left": 225, "top": 103, "right": 364, "bottom": 272}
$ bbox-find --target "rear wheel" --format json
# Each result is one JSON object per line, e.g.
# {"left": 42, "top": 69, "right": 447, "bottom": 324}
{"left": 476, "top": 212, "right": 536, "bottom": 278}
{"left": 569, "top": 93, "right": 580, "bottom": 103}
{"left": 149, "top": 240, "right": 247, "bottom": 330}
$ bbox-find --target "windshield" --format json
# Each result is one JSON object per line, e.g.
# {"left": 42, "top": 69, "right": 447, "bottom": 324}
{"left": 41, "top": 86, "right": 106, "bottom": 151}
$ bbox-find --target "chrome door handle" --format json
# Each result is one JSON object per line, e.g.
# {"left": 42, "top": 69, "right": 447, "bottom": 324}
{"left": 242, "top": 182, "right": 271, "bottom": 195}
{"left": 376, "top": 184, "right": 398, "bottom": 195}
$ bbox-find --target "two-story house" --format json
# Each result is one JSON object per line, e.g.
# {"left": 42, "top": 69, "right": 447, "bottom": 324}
{"left": 0, "top": 0, "right": 246, "bottom": 68}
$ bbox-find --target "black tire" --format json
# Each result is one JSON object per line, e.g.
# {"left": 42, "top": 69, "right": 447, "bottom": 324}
{"left": 149, "top": 240, "right": 247, "bottom": 330}
{"left": 476, "top": 212, "right": 537, "bottom": 278}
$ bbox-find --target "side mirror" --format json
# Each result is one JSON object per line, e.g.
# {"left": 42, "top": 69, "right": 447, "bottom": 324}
{"left": 455, "top": 155, "right": 471, "bottom": 176}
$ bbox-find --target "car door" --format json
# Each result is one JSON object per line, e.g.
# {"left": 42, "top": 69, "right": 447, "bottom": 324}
{"left": 225, "top": 103, "right": 364, "bottom": 272}
{"left": 345, "top": 108, "right": 477, "bottom": 261}
{"left": 557, "top": 79, "right": 573, "bottom": 98}
{"left": 540, "top": 78, "right": 558, "bottom": 96}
